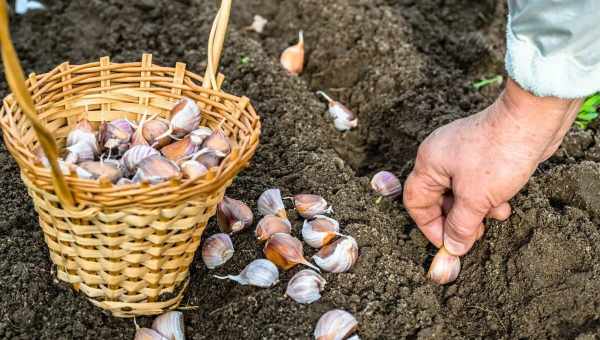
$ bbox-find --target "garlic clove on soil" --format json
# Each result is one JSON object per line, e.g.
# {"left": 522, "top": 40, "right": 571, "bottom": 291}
{"left": 285, "top": 269, "right": 326, "bottom": 304}
{"left": 427, "top": 247, "right": 461, "bottom": 285}
{"left": 257, "top": 188, "right": 287, "bottom": 219}
{"left": 190, "top": 126, "right": 213, "bottom": 146}
{"left": 121, "top": 144, "right": 160, "bottom": 174}
{"left": 214, "top": 259, "right": 279, "bottom": 288}
{"left": 168, "top": 97, "right": 201, "bottom": 138}
{"left": 290, "top": 194, "right": 332, "bottom": 219}
{"left": 202, "top": 233, "right": 235, "bottom": 269}
{"left": 314, "top": 309, "right": 359, "bottom": 340}
{"left": 152, "top": 311, "right": 185, "bottom": 340}
{"left": 302, "top": 215, "right": 342, "bottom": 248}
{"left": 217, "top": 196, "right": 254, "bottom": 234}
{"left": 264, "top": 233, "right": 320, "bottom": 271}
{"left": 370, "top": 171, "right": 402, "bottom": 199}
{"left": 160, "top": 136, "right": 198, "bottom": 162}
{"left": 312, "top": 236, "right": 358, "bottom": 273}
{"left": 316, "top": 91, "right": 358, "bottom": 131}
{"left": 132, "top": 154, "right": 180, "bottom": 184}
{"left": 134, "top": 328, "right": 168, "bottom": 340}
{"left": 255, "top": 215, "right": 292, "bottom": 242}
{"left": 181, "top": 160, "right": 208, "bottom": 179}
{"left": 280, "top": 31, "right": 305, "bottom": 76}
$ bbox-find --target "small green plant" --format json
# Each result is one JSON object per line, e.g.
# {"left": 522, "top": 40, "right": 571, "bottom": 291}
{"left": 472, "top": 75, "right": 503, "bottom": 90}
{"left": 575, "top": 93, "right": 600, "bottom": 129}
{"left": 240, "top": 56, "right": 250, "bottom": 65}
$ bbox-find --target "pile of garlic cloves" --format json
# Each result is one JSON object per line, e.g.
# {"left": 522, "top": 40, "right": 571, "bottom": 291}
{"left": 35, "top": 97, "right": 231, "bottom": 185}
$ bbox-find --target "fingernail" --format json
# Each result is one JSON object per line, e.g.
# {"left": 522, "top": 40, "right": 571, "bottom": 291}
{"left": 444, "top": 234, "right": 468, "bottom": 256}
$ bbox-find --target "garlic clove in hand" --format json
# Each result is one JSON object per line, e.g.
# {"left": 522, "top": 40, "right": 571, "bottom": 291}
{"left": 370, "top": 171, "right": 402, "bottom": 199}
{"left": 214, "top": 259, "right": 279, "bottom": 288}
{"left": 255, "top": 215, "right": 292, "bottom": 242}
{"left": 142, "top": 119, "right": 172, "bottom": 149}
{"left": 152, "top": 311, "right": 185, "bottom": 340}
{"left": 121, "top": 144, "right": 159, "bottom": 174}
{"left": 190, "top": 127, "right": 213, "bottom": 145}
{"left": 302, "top": 215, "right": 341, "bottom": 248}
{"left": 181, "top": 160, "right": 208, "bottom": 179}
{"left": 160, "top": 136, "right": 197, "bottom": 162}
{"left": 217, "top": 197, "right": 254, "bottom": 234}
{"left": 168, "top": 97, "right": 201, "bottom": 138}
{"left": 202, "top": 233, "right": 234, "bottom": 269}
{"left": 132, "top": 155, "right": 180, "bottom": 184}
{"left": 314, "top": 309, "right": 358, "bottom": 340}
{"left": 290, "top": 194, "right": 332, "bottom": 219}
{"left": 134, "top": 328, "right": 168, "bottom": 340}
{"left": 427, "top": 247, "right": 460, "bottom": 285}
{"left": 257, "top": 188, "right": 287, "bottom": 219}
{"left": 280, "top": 31, "right": 304, "bottom": 76}
{"left": 316, "top": 91, "right": 358, "bottom": 131}
{"left": 312, "top": 236, "right": 358, "bottom": 273}
{"left": 285, "top": 269, "right": 326, "bottom": 304}
{"left": 264, "top": 233, "right": 320, "bottom": 271}
{"left": 202, "top": 128, "right": 231, "bottom": 156}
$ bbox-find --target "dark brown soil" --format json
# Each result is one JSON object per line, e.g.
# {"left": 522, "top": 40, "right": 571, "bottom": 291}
{"left": 1, "top": 0, "right": 598, "bottom": 339}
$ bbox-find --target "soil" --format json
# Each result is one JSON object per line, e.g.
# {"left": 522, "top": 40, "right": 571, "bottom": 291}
{"left": 0, "top": 0, "right": 598, "bottom": 339}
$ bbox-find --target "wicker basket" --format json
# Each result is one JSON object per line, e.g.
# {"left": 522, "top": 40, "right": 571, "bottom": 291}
{"left": 0, "top": 0, "right": 260, "bottom": 317}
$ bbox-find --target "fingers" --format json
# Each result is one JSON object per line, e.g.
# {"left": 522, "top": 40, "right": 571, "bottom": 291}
{"left": 443, "top": 198, "right": 487, "bottom": 256}
{"left": 487, "top": 202, "right": 511, "bottom": 221}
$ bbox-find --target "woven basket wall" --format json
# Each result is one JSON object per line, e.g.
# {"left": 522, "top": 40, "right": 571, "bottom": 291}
{"left": 0, "top": 1, "right": 259, "bottom": 317}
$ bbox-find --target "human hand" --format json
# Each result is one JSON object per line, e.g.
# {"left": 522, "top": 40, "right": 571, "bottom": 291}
{"left": 403, "top": 79, "right": 583, "bottom": 256}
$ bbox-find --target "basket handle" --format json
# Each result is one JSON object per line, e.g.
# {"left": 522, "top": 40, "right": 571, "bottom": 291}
{"left": 0, "top": 1, "right": 75, "bottom": 206}
{"left": 203, "top": 0, "right": 232, "bottom": 90}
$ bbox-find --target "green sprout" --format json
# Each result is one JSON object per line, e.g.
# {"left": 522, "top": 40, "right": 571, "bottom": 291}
{"left": 240, "top": 56, "right": 250, "bottom": 65}
{"left": 575, "top": 93, "right": 600, "bottom": 129}
{"left": 472, "top": 75, "right": 503, "bottom": 90}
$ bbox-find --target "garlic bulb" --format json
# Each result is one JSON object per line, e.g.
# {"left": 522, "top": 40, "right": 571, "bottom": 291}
{"left": 160, "top": 136, "right": 198, "bottom": 162}
{"left": 314, "top": 309, "right": 358, "bottom": 340}
{"left": 302, "top": 215, "right": 341, "bottom": 248}
{"left": 134, "top": 328, "right": 168, "bottom": 340}
{"left": 133, "top": 155, "right": 180, "bottom": 184}
{"left": 427, "top": 247, "right": 460, "bottom": 285}
{"left": 121, "top": 144, "right": 159, "bottom": 174}
{"left": 168, "top": 97, "right": 201, "bottom": 138}
{"left": 99, "top": 119, "right": 133, "bottom": 155}
{"left": 285, "top": 269, "right": 326, "bottom": 304}
{"left": 78, "top": 160, "right": 123, "bottom": 183}
{"left": 312, "top": 236, "right": 358, "bottom": 273}
{"left": 370, "top": 171, "right": 402, "bottom": 199}
{"left": 202, "top": 233, "right": 234, "bottom": 269}
{"left": 257, "top": 188, "right": 287, "bottom": 219}
{"left": 214, "top": 259, "right": 279, "bottom": 288}
{"left": 290, "top": 194, "right": 332, "bottom": 219}
{"left": 181, "top": 160, "right": 208, "bottom": 179}
{"left": 280, "top": 31, "right": 304, "bottom": 76}
{"left": 264, "top": 233, "right": 320, "bottom": 271}
{"left": 64, "top": 141, "right": 96, "bottom": 164}
{"left": 142, "top": 119, "right": 171, "bottom": 148}
{"left": 317, "top": 91, "right": 358, "bottom": 131}
{"left": 192, "top": 148, "right": 223, "bottom": 168}
{"left": 255, "top": 215, "right": 292, "bottom": 242}
{"left": 202, "top": 129, "right": 231, "bottom": 156}
{"left": 190, "top": 127, "right": 213, "bottom": 145}
{"left": 217, "top": 197, "right": 254, "bottom": 234}
{"left": 152, "top": 311, "right": 185, "bottom": 340}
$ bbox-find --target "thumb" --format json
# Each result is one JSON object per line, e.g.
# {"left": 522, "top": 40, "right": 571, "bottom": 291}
{"left": 443, "top": 198, "right": 487, "bottom": 256}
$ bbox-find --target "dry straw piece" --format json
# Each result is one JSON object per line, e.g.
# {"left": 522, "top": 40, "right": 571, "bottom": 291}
{"left": 0, "top": 0, "right": 260, "bottom": 317}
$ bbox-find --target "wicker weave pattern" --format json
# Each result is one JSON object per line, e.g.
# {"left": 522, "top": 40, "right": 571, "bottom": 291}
{"left": 0, "top": 53, "right": 260, "bottom": 316}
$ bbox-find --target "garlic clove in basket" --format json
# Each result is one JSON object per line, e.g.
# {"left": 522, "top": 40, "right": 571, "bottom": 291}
{"left": 190, "top": 126, "right": 213, "bottom": 146}
{"left": 370, "top": 171, "right": 402, "bottom": 199}
{"left": 64, "top": 141, "right": 96, "bottom": 164}
{"left": 78, "top": 160, "right": 124, "bottom": 183}
{"left": 316, "top": 91, "right": 358, "bottom": 132}
{"left": 285, "top": 269, "right": 326, "bottom": 304}
{"left": 181, "top": 160, "right": 208, "bottom": 179}
{"left": 152, "top": 311, "right": 185, "bottom": 340}
{"left": 132, "top": 154, "right": 180, "bottom": 184}
{"left": 264, "top": 233, "right": 320, "bottom": 271}
{"left": 202, "top": 128, "right": 231, "bottom": 156}
{"left": 134, "top": 328, "right": 168, "bottom": 340}
{"left": 202, "top": 233, "right": 234, "bottom": 269}
{"left": 255, "top": 215, "right": 292, "bottom": 242}
{"left": 280, "top": 31, "right": 304, "bottom": 76}
{"left": 99, "top": 120, "right": 132, "bottom": 156}
{"left": 257, "top": 188, "right": 287, "bottom": 219}
{"left": 312, "top": 236, "right": 359, "bottom": 273}
{"left": 131, "top": 127, "right": 150, "bottom": 146}
{"left": 169, "top": 97, "right": 201, "bottom": 138}
{"left": 192, "top": 148, "right": 223, "bottom": 169}
{"left": 66, "top": 119, "right": 98, "bottom": 153}
{"left": 142, "top": 119, "right": 172, "bottom": 149}
{"left": 289, "top": 194, "right": 332, "bottom": 219}
{"left": 33, "top": 146, "right": 50, "bottom": 167}
{"left": 217, "top": 197, "right": 254, "bottom": 234}
{"left": 302, "top": 215, "right": 342, "bottom": 249}
{"left": 314, "top": 309, "right": 359, "bottom": 340}
{"left": 160, "top": 136, "right": 197, "bottom": 162}
{"left": 116, "top": 177, "right": 133, "bottom": 186}
{"left": 121, "top": 144, "right": 160, "bottom": 174}
{"left": 427, "top": 247, "right": 461, "bottom": 285}
{"left": 214, "top": 259, "right": 279, "bottom": 288}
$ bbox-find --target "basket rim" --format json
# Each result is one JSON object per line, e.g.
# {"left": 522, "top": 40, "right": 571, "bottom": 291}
{"left": 0, "top": 55, "right": 261, "bottom": 209}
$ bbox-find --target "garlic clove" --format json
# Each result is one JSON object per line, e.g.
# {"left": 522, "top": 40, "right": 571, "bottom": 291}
{"left": 66, "top": 119, "right": 98, "bottom": 154}
{"left": 202, "top": 129, "right": 231, "bottom": 156}
{"left": 290, "top": 194, "right": 332, "bottom": 219}
{"left": 280, "top": 31, "right": 304, "bottom": 76}
{"left": 64, "top": 141, "right": 96, "bottom": 164}
{"left": 169, "top": 97, "right": 201, "bottom": 138}
{"left": 217, "top": 197, "right": 254, "bottom": 234}
{"left": 152, "top": 311, "right": 185, "bottom": 340}
{"left": 131, "top": 127, "right": 150, "bottom": 146}
{"left": 314, "top": 309, "right": 358, "bottom": 340}
{"left": 121, "top": 144, "right": 160, "bottom": 174}
{"left": 142, "top": 119, "right": 172, "bottom": 149}
{"left": 285, "top": 269, "right": 326, "bottom": 304}
{"left": 317, "top": 91, "right": 358, "bottom": 132}
{"left": 33, "top": 146, "right": 50, "bottom": 167}
{"left": 192, "top": 148, "right": 223, "bottom": 169}
{"left": 190, "top": 126, "right": 213, "bottom": 145}
{"left": 264, "top": 233, "right": 320, "bottom": 271}
{"left": 116, "top": 177, "right": 133, "bottom": 186}
{"left": 202, "top": 233, "right": 234, "bottom": 269}
{"left": 427, "top": 247, "right": 461, "bottom": 285}
{"left": 78, "top": 160, "right": 123, "bottom": 183}
{"left": 257, "top": 188, "right": 287, "bottom": 219}
{"left": 370, "top": 171, "right": 402, "bottom": 199}
{"left": 312, "top": 236, "right": 358, "bottom": 273}
{"left": 133, "top": 154, "right": 180, "bottom": 184}
{"left": 214, "top": 259, "right": 279, "bottom": 288}
{"left": 160, "top": 136, "right": 198, "bottom": 162}
{"left": 99, "top": 120, "right": 132, "bottom": 156}
{"left": 181, "top": 160, "right": 208, "bottom": 179}
{"left": 255, "top": 215, "right": 292, "bottom": 242}
{"left": 302, "top": 215, "right": 341, "bottom": 248}
{"left": 134, "top": 328, "right": 168, "bottom": 340}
